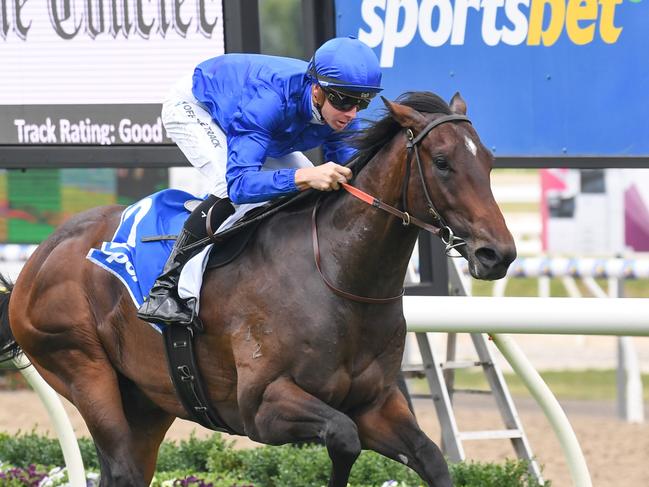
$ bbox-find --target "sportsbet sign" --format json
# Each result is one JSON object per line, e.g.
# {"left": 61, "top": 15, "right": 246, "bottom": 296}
{"left": 336, "top": 0, "right": 649, "bottom": 157}
{"left": 359, "top": 0, "right": 624, "bottom": 67}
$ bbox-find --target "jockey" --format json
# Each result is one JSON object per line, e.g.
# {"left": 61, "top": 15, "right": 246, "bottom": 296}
{"left": 137, "top": 36, "right": 383, "bottom": 327}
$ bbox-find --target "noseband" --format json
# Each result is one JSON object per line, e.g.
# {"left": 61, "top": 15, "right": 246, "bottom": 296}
{"left": 312, "top": 113, "right": 473, "bottom": 304}
{"left": 403, "top": 113, "right": 471, "bottom": 256}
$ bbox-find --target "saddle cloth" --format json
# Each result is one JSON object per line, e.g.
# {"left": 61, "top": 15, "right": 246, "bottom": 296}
{"left": 86, "top": 189, "right": 262, "bottom": 332}
{"left": 86, "top": 190, "right": 197, "bottom": 330}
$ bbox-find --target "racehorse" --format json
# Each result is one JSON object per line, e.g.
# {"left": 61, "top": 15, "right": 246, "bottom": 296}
{"left": 0, "top": 92, "right": 515, "bottom": 487}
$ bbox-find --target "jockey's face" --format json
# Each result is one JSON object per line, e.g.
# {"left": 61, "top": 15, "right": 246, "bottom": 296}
{"left": 312, "top": 85, "right": 358, "bottom": 132}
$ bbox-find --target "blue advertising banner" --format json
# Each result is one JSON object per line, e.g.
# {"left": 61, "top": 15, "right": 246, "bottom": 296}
{"left": 335, "top": 0, "right": 649, "bottom": 157}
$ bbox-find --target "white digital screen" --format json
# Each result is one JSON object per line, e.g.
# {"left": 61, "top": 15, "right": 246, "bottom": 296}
{"left": 0, "top": 0, "right": 225, "bottom": 144}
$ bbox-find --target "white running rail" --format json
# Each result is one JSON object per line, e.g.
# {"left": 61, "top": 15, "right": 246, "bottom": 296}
{"left": 12, "top": 355, "right": 86, "bottom": 486}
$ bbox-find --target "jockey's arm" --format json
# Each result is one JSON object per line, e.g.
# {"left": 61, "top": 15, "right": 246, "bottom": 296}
{"left": 225, "top": 91, "right": 301, "bottom": 205}
{"left": 226, "top": 91, "right": 354, "bottom": 204}
{"left": 228, "top": 146, "right": 352, "bottom": 200}
{"left": 226, "top": 137, "right": 300, "bottom": 204}
{"left": 292, "top": 118, "right": 359, "bottom": 192}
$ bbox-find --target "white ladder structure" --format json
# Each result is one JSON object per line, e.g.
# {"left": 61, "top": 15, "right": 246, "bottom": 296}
{"left": 404, "top": 257, "right": 543, "bottom": 483}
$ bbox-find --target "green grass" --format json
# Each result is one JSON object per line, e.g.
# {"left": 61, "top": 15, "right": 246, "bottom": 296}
{"left": 410, "top": 369, "right": 649, "bottom": 401}
{"left": 470, "top": 277, "right": 649, "bottom": 298}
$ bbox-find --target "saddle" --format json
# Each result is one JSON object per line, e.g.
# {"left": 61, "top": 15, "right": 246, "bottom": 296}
{"left": 142, "top": 189, "right": 314, "bottom": 268}
{"left": 193, "top": 153, "right": 365, "bottom": 268}
{"left": 205, "top": 203, "right": 266, "bottom": 269}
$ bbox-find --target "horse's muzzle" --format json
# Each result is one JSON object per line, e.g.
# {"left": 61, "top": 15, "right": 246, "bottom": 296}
{"left": 468, "top": 242, "right": 517, "bottom": 280}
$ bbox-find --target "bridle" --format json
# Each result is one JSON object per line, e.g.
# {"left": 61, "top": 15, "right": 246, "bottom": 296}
{"left": 403, "top": 113, "right": 471, "bottom": 256}
{"left": 312, "top": 113, "right": 472, "bottom": 304}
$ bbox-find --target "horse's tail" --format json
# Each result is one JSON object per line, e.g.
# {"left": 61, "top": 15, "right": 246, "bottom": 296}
{"left": 0, "top": 273, "right": 20, "bottom": 363}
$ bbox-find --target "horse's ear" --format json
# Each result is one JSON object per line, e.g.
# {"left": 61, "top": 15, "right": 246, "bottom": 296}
{"left": 449, "top": 92, "right": 467, "bottom": 115}
{"left": 381, "top": 96, "right": 426, "bottom": 128}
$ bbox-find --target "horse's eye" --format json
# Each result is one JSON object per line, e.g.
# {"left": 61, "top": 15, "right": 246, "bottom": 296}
{"left": 433, "top": 156, "right": 449, "bottom": 171}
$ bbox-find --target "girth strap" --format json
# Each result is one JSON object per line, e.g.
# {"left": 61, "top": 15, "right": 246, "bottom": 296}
{"left": 163, "top": 325, "right": 232, "bottom": 433}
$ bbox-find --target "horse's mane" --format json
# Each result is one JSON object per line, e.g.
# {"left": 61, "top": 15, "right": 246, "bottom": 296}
{"left": 349, "top": 91, "right": 452, "bottom": 175}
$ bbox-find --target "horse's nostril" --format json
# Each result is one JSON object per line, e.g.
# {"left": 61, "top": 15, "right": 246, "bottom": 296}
{"left": 475, "top": 246, "right": 499, "bottom": 266}
{"left": 503, "top": 247, "right": 517, "bottom": 266}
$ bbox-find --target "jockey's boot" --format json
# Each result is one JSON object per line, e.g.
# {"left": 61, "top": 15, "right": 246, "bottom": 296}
{"left": 137, "top": 195, "right": 235, "bottom": 327}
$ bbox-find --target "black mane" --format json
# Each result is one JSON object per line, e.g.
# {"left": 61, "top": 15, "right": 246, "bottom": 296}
{"left": 349, "top": 91, "right": 452, "bottom": 175}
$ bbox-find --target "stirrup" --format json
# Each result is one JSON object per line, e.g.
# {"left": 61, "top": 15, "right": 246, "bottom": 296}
{"left": 178, "top": 298, "right": 203, "bottom": 332}
{"left": 138, "top": 297, "right": 203, "bottom": 331}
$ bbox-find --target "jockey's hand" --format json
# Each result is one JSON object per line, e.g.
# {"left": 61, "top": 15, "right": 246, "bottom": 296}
{"left": 295, "top": 162, "right": 353, "bottom": 192}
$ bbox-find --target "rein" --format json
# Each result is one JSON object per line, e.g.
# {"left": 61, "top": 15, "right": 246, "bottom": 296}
{"left": 312, "top": 113, "right": 471, "bottom": 304}
{"left": 312, "top": 194, "right": 405, "bottom": 305}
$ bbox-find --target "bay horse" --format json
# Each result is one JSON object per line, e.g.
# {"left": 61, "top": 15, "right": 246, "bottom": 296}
{"left": 0, "top": 92, "right": 515, "bottom": 486}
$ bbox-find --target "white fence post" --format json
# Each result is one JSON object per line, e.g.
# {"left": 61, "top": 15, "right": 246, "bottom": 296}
{"left": 617, "top": 336, "right": 645, "bottom": 422}
{"left": 490, "top": 334, "right": 592, "bottom": 487}
{"left": 608, "top": 276, "right": 645, "bottom": 423}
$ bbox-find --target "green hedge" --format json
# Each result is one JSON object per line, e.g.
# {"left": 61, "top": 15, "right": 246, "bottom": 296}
{"left": 0, "top": 431, "right": 548, "bottom": 486}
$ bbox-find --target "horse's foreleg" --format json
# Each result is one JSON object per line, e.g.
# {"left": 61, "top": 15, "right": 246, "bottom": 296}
{"left": 354, "top": 386, "right": 452, "bottom": 487}
{"left": 242, "top": 377, "right": 361, "bottom": 487}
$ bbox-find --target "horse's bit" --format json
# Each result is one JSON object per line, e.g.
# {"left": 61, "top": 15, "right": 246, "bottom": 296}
{"left": 312, "top": 113, "right": 472, "bottom": 304}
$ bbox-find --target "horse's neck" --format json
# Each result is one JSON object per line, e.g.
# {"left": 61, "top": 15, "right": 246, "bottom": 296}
{"left": 319, "top": 135, "right": 420, "bottom": 297}
{"left": 352, "top": 137, "right": 406, "bottom": 204}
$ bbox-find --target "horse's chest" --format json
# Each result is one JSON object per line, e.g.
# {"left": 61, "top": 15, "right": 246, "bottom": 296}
{"left": 297, "top": 333, "right": 403, "bottom": 411}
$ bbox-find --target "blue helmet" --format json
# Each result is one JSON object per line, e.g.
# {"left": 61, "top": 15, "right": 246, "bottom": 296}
{"left": 308, "top": 36, "right": 383, "bottom": 96}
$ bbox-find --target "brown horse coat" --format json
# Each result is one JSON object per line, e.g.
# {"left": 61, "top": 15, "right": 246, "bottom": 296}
{"left": 1, "top": 93, "right": 515, "bottom": 486}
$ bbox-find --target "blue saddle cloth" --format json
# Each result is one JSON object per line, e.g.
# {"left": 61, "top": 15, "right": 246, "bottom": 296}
{"left": 86, "top": 189, "right": 202, "bottom": 310}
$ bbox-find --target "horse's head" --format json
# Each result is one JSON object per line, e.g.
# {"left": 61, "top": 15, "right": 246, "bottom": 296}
{"left": 383, "top": 93, "right": 516, "bottom": 280}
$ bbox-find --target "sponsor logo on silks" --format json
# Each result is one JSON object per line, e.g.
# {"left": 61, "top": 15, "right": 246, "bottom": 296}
{"left": 102, "top": 243, "right": 138, "bottom": 282}
{"left": 358, "top": 0, "right": 632, "bottom": 67}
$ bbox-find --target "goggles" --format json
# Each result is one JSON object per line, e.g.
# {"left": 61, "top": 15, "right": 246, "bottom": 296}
{"left": 322, "top": 87, "right": 375, "bottom": 112}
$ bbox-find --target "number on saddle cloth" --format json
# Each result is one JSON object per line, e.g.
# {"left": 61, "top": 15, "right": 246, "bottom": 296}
{"left": 87, "top": 189, "right": 301, "bottom": 315}
{"left": 86, "top": 189, "right": 207, "bottom": 310}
